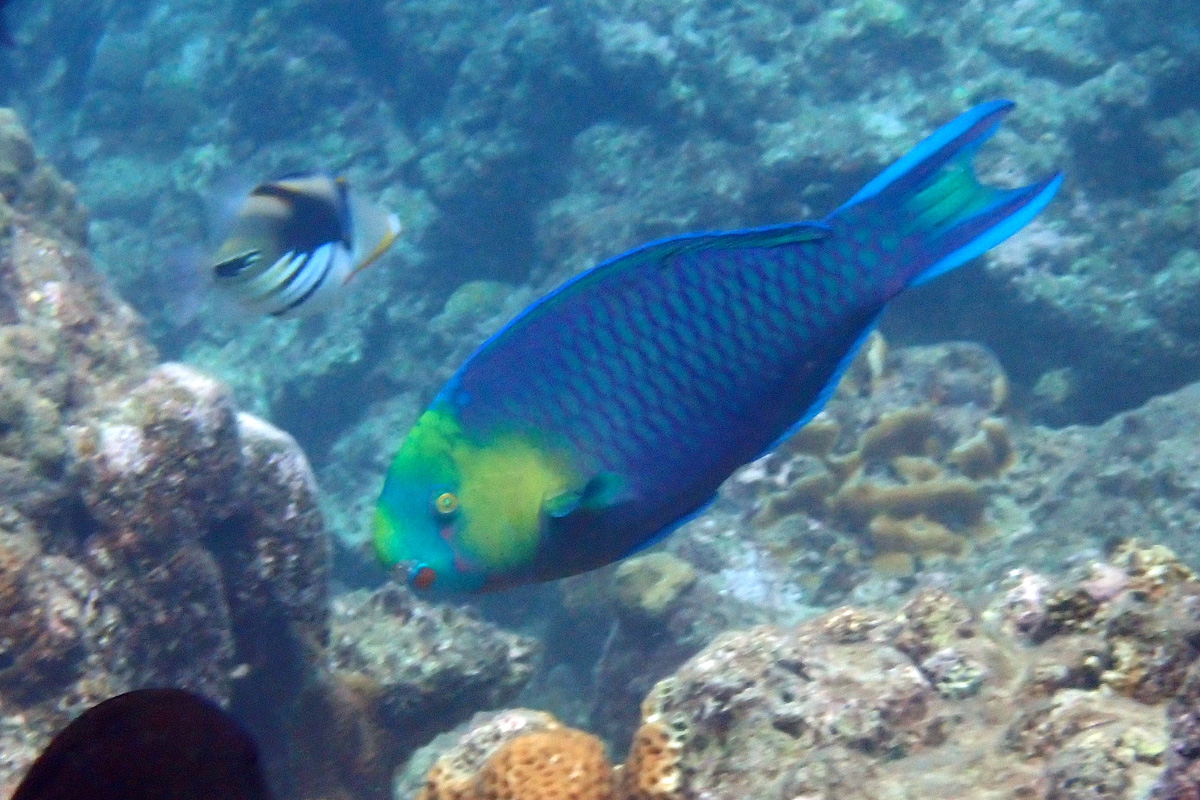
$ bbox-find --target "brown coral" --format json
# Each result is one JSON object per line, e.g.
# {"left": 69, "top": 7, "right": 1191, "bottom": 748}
{"left": 478, "top": 729, "right": 612, "bottom": 800}
{"left": 417, "top": 714, "right": 612, "bottom": 800}
{"left": 619, "top": 715, "right": 684, "bottom": 800}
{"left": 741, "top": 337, "right": 1011, "bottom": 569}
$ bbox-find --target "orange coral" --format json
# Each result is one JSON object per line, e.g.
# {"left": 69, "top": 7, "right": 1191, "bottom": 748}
{"left": 479, "top": 729, "right": 612, "bottom": 800}
{"left": 419, "top": 722, "right": 613, "bottom": 800}
{"left": 619, "top": 709, "right": 685, "bottom": 800}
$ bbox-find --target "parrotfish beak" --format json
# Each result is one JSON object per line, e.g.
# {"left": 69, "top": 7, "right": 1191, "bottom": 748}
{"left": 371, "top": 504, "right": 485, "bottom": 595}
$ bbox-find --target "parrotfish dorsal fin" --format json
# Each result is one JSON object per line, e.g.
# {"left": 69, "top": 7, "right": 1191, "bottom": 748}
{"left": 621, "top": 222, "right": 830, "bottom": 269}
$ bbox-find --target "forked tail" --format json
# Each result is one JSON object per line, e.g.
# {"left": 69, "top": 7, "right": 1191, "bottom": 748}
{"left": 833, "top": 100, "right": 1062, "bottom": 290}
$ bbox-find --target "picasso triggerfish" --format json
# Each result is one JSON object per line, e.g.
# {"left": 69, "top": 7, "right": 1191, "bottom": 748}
{"left": 374, "top": 100, "right": 1062, "bottom": 594}
{"left": 210, "top": 173, "right": 400, "bottom": 317}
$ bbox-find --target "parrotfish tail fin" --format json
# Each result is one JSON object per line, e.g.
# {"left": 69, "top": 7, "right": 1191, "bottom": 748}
{"left": 834, "top": 100, "right": 1063, "bottom": 290}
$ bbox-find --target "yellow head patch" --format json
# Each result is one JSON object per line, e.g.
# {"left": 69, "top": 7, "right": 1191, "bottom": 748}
{"left": 452, "top": 434, "right": 574, "bottom": 570}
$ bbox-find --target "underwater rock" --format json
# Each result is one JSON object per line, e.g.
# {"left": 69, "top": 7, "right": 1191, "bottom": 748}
{"left": 90, "top": 541, "right": 236, "bottom": 700}
{"left": 0, "top": 110, "right": 351, "bottom": 800}
{"left": 0, "top": 532, "right": 121, "bottom": 705}
{"left": 217, "top": 412, "right": 330, "bottom": 657}
{"left": 71, "top": 364, "right": 242, "bottom": 557}
{"left": 626, "top": 620, "right": 941, "bottom": 798}
{"left": 1154, "top": 658, "right": 1200, "bottom": 800}
{"left": 624, "top": 572, "right": 1174, "bottom": 800}
{"left": 0, "top": 109, "right": 87, "bottom": 245}
{"left": 984, "top": 542, "right": 1200, "bottom": 704}
{"left": 1006, "top": 382, "right": 1200, "bottom": 576}
{"left": 310, "top": 585, "right": 539, "bottom": 799}
{"left": 328, "top": 584, "right": 538, "bottom": 724}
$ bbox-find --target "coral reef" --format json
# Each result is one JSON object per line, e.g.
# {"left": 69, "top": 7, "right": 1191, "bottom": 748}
{"left": 730, "top": 337, "right": 1013, "bottom": 577}
{"left": 290, "top": 585, "right": 540, "bottom": 800}
{"left": 610, "top": 542, "right": 1194, "bottom": 800}
{"left": 403, "top": 541, "right": 1199, "bottom": 800}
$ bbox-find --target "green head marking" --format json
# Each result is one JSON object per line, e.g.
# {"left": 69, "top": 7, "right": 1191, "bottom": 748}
{"left": 373, "top": 404, "right": 576, "bottom": 594}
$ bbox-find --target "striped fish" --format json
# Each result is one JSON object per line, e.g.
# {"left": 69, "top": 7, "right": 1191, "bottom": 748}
{"left": 210, "top": 173, "right": 400, "bottom": 317}
{"left": 374, "top": 100, "right": 1062, "bottom": 594}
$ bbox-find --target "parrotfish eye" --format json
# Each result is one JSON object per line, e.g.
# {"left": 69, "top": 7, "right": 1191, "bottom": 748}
{"left": 433, "top": 491, "right": 459, "bottom": 515}
{"left": 411, "top": 564, "right": 437, "bottom": 590}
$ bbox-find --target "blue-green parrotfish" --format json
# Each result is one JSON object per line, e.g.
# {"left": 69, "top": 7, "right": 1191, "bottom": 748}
{"left": 374, "top": 100, "right": 1062, "bottom": 594}
{"left": 210, "top": 173, "right": 400, "bottom": 317}
{"left": 0, "top": 0, "right": 12, "bottom": 47}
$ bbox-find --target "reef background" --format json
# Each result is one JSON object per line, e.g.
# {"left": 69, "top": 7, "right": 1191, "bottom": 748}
{"left": 0, "top": 0, "right": 1199, "bottom": 798}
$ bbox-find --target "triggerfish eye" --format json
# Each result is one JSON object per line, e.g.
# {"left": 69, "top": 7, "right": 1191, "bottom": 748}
{"left": 411, "top": 564, "right": 437, "bottom": 590}
{"left": 433, "top": 492, "right": 458, "bottom": 515}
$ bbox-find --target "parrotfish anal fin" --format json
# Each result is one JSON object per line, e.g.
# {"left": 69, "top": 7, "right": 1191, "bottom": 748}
{"left": 832, "top": 99, "right": 1062, "bottom": 289}
{"left": 544, "top": 473, "right": 630, "bottom": 519}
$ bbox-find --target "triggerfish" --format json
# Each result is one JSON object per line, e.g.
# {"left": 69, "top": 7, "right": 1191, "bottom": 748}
{"left": 374, "top": 100, "right": 1062, "bottom": 594}
{"left": 210, "top": 173, "right": 400, "bottom": 317}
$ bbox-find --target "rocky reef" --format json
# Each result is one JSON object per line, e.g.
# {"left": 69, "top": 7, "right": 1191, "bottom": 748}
{"left": 0, "top": 110, "right": 537, "bottom": 800}
{"left": 397, "top": 540, "right": 1200, "bottom": 800}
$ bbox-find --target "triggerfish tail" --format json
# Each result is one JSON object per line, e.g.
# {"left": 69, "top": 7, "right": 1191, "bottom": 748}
{"left": 832, "top": 99, "right": 1063, "bottom": 294}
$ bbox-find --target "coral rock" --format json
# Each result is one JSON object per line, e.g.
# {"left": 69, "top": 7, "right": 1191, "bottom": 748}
{"left": 415, "top": 710, "right": 612, "bottom": 800}
{"left": 317, "top": 587, "right": 540, "bottom": 800}
{"left": 72, "top": 363, "right": 242, "bottom": 555}
{"left": 612, "top": 553, "right": 697, "bottom": 620}
{"left": 619, "top": 714, "right": 684, "bottom": 800}
{"left": 477, "top": 728, "right": 612, "bottom": 800}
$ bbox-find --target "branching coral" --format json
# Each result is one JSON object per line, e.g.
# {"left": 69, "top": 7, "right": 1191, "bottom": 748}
{"left": 740, "top": 336, "right": 1016, "bottom": 570}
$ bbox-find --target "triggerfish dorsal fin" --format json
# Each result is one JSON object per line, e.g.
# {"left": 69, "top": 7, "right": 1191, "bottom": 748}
{"left": 832, "top": 99, "right": 1062, "bottom": 289}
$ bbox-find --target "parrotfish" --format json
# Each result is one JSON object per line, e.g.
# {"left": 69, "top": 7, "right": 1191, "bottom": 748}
{"left": 374, "top": 100, "right": 1062, "bottom": 594}
{"left": 0, "top": 0, "right": 12, "bottom": 47}
{"left": 210, "top": 173, "right": 400, "bottom": 317}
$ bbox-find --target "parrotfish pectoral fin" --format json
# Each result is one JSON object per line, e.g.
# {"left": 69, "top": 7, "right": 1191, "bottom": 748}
{"left": 834, "top": 100, "right": 1062, "bottom": 288}
{"left": 545, "top": 473, "right": 630, "bottom": 519}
